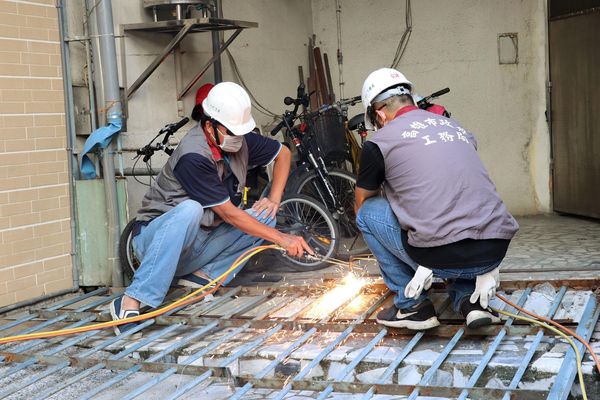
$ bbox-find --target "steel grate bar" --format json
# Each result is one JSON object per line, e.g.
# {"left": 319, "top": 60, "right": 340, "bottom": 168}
{"left": 271, "top": 291, "right": 392, "bottom": 400}
{"left": 174, "top": 288, "right": 386, "bottom": 399}
{"left": 187, "top": 287, "right": 243, "bottom": 317}
{"left": 137, "top": 291, "right": 332, "bottom": 399}
{"left": 407, "top": 327, "right": 465, "bottom": 399}
{"left": 0, "top": 293, "right": 118, "bottom": 361}
{"left": 219, "top": 290, "right": 273, "bottom": 319}
{"left": 456, "top": 289, "right": 532, "bottom": 399}
{"left": 318, "top": 328, "right": 389, "bottom": 400}
{"left": 164, "top": 370, "right": 214, "bottom": 400}
{"left": 502, "top": 286, "right": 568, "bottom": 400}
{"left": 77, "top": 323, "right": 186, "bottom": 400}
{"left": 119, "top": 321, "right": 255, "bottom": 400}
{"left": 360, "top": 298, "right": 451, "bottom": 400}
{"left": 548, "top": 293, "right": 599, "bottom": 400}
{"left": 230, "top": 328, "right": 318, "bottom": 400}
{"left": 1, "top": 322, "right": 183, "bottom": 400}
{"left": 30, "top": 318, "right": 160, "bottom": 400}
{"left": 115, "top": 321, "right": 221, "bottom": 400}
{"left": 0, "top": 315, "right": 98, "bottom": 380}
{"left": 0, "top": 288, "right": 107, "bottom": 333}
{"left": 29, "top": 291, "right": 194, "bottom": 400}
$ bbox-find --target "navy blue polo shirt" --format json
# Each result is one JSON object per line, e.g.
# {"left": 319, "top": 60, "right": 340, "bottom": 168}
{"left": 173, "top": 132, "right": 281, "bottom": 208}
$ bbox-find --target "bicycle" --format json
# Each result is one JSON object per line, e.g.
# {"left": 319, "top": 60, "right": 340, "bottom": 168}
{"left": 120, "top": 118, "right": 339, "bottom": 281}
{"left": 270, "top": 84, "right": 370, "bottom": 260}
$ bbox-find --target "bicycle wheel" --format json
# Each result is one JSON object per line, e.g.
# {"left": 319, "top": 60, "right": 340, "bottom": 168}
{"left": 274, "top": 195, "right": 339, "bottom": 271}
{"left": 119, "top": 219, "right": 140, "bottom": 282}
{"left": 287, "top": 168, "right": 370, "bottom": 260}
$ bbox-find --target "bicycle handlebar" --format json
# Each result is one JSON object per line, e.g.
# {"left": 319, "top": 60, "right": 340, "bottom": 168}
{"left": 270, "top": 119, "right": 287, "bottom": 136}
{"left": 160, "top": 117, "right": 189, "bottom": 144}
{"left": 417, "top": 88, "right": 450, "bottom": 107}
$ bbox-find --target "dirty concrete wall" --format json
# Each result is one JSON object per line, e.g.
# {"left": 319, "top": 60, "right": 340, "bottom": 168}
{"left": 111, "top": 0, "right": 313, "bottom": 218}
{"left": 311, "top": 0, "right": 551, "bottom": 215}
{"left": 0, "top": 0, "right": 74, "bottom": 307}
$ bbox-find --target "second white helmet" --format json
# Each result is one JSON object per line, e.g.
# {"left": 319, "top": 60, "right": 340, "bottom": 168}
{"left": 202, "top": 82, "right": 256, "bottom": 136}
{"left": 361, "top": 68, "right": 413, "bottom": 130}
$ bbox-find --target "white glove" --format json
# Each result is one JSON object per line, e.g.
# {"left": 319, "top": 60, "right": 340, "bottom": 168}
{"left": 404, "top": 266, "right": 433, "bottom": 299}
{"left": 470, "top": 267, "right": 500, "bottom": 309}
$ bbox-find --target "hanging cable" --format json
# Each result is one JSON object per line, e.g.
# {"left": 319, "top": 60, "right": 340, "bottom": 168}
{"left": 391, "top": 0, "right": 413, "bottom": 69}
{"left": 335, "top": 0, "right": 344, "bottom": 98}
{"left": 225, "top": 49, "right": 280, "bottom": 120}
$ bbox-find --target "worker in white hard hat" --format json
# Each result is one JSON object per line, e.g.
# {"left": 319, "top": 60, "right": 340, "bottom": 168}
{"left": 354, "top": 68, "right": 519, "bottom": 330}
{"left": 111, "top": 82, "right": 313, "bottom": 334}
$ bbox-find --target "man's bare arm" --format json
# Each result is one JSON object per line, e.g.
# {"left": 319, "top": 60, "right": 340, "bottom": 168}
{"left": 213, "top": 200, "right": 312, "bottom": 257}
{"left": 252, "top": 145, "right": 291, "bottom": 219}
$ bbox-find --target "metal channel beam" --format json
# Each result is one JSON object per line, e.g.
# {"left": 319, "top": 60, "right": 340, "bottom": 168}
{"left": 126, "top": 22, "right": 194, "bottom": 98}
{"left": 177, "top": 28, "right": 242, "bottom": 99}
{"left": 548, "top": 293, "right": 600, "bottom": 399}
{"left": 237, "top": 377, "right": 548, "bottom": 399}
{"left": 502, "top": 286, "right": 568, "bottom": 400}
{"left": 456, "top": 289, "right": 532, "bottom": 399}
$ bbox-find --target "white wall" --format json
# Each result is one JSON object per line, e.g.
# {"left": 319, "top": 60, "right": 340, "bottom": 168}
{"left": 105, "top": 0, "right": 549, "bottom": 217}
{"left": 109, "top": 0, "right": 313, "bottom": 216}
{"left": 311, "top": 0, "right": 551, "bottom": 215}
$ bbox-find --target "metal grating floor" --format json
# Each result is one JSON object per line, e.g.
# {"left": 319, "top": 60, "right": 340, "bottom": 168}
{"left": 0, "top": 279, "right": 599, "bottom": 399}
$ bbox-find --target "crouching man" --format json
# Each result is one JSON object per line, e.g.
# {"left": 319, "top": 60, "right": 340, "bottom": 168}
{"left": 111, "top": 82, "right": 312, "bottom": 334}
{"left": 355, "top": 68, "right": 519, "bottom": 330}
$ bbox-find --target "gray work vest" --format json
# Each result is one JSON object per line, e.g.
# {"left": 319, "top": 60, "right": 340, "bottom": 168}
{"left": 369, "top": 109, "right": 519, "bottom": 247}
{"left": 136, "top": 123, "right": 249, "bottom": 227}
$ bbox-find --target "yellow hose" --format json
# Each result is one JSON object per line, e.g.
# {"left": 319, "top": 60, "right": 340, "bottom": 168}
{"left": 0, "top": 244, "right": 279, "bottom": 345}
{"left": 493, "top": 307, "right": 587, "bottom": 400}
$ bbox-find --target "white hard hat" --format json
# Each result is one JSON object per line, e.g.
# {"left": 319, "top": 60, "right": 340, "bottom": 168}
{"left": 202, "top": 82, "right": 256, "bottom": 135}
{"left": 361, "top": 68, "right": 413, "bottom": 130}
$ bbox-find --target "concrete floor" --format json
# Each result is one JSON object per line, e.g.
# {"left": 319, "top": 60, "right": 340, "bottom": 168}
{"left": 0, "top": 213, "right": 599, "bottom": 399}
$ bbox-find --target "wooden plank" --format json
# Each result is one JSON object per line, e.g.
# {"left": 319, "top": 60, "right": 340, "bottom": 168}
{"left": 323, "top": 52, "right": 335, "bottom": 103}
{"left": 313, "top": 46, "right": 329, "bottom": 105}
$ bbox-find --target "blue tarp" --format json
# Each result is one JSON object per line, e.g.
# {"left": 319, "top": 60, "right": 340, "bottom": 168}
{"left": 80, "top": 122, "right": 122, "bottom": 179}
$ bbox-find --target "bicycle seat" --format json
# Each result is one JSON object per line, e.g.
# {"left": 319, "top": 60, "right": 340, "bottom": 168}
{"left": 348, "top": 113, "right": 365, "bottom": 131}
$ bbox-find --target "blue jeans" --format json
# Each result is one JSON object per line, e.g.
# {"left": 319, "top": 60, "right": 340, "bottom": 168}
{"left": 125, "top": 200, "right": 275, "bottom": 308}
{"left": 356, "top": 197, "right": 501, "bottom": 311}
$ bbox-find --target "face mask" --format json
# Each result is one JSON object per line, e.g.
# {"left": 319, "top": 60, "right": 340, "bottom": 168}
{"left": 218, "top": 132, "right": 244, "bottom": 152}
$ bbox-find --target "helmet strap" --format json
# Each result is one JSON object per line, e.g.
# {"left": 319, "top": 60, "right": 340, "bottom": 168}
{"left": 210, "top": 120, "right": 222, "bottom": 147}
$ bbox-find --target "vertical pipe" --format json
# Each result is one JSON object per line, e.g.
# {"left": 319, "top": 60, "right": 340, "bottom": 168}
{"left": 94, "top": 0, "right": 124, "bottom": 286}
{"left": 211, "top": 0, "right": 222, "bottom": 82}
{"left": 56, "top": 0, "right": 80, "bottom": 290}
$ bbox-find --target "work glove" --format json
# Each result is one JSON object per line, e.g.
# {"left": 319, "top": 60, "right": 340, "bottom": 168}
{"left": 404, "top": 265, "right": 433, "bottom": 299}
{"left": 469, "top": 267, "right": 500, "bottom": 309}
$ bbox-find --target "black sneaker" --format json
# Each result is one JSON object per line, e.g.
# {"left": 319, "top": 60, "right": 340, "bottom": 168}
{"left": 376, "top": 299, "right": 440, "bottom": 330}
{"left": 459, "top": 298, "right": 500, "bottom": 329}
{"left": 110, "top": 296, "right": 140, "bottom": 336}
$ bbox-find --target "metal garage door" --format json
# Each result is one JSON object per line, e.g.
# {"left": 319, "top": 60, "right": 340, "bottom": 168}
{"left": 549, "top": 4, "right": 600, "bottom": 218}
